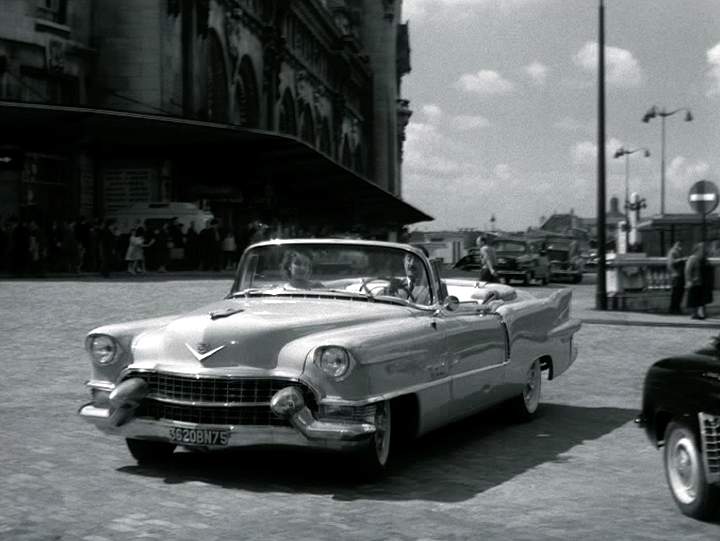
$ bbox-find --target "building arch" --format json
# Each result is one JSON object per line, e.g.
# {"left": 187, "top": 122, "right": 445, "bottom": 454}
{"left": 232, "top": 56, "right": 260, "bottom": 127}
{"left": 207, "top": 30, "right": 229, "bottom": 123}
{"left": 299, "top": 103, "right": 315, "bottom": 146}
{"left": 278, "top": 88, "right": 297, "bottom": 135}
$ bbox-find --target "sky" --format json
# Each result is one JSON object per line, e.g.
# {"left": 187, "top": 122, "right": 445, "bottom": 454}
{"left": 400, "top": 0, "right": 720, "bottom": 232}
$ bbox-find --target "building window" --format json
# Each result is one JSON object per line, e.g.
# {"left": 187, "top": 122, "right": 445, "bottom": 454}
{"left": 36, "top": 0, "right": 68, "bottom": 25}
{"left": 278, "top": 90, "right": 297, "bottom": 136}
{"left": 299, "top": 105, "right": 315, "bottom": 146}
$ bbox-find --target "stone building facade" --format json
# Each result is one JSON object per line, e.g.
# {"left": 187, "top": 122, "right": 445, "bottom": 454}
{"left": 0, "top": 0, "right": 425, "bottom": 235}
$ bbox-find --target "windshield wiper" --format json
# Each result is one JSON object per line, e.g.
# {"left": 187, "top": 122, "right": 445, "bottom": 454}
{"left": 227, "top": 287, "right": 276, "bottom": 299}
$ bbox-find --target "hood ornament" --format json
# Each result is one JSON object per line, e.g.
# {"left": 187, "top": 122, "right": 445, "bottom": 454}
{"left": 185, "top": 342, "right": 226, "bottom": 362}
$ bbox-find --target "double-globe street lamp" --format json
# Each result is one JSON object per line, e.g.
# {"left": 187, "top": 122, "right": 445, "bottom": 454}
{"left": 641, "top": 106, "right": 693, "bottom": 216}
{"left": 613, "top": 146, "right": 651, "bottom": 251}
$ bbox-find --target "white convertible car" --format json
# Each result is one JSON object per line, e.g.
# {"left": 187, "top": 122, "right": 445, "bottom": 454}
{"left": 79, "top": 239, "right": 581, "bottom": 473}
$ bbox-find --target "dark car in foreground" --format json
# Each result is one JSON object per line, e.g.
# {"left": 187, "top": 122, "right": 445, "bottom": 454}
{"left": 637, "top": 338, "right": 720, "bottom": 520}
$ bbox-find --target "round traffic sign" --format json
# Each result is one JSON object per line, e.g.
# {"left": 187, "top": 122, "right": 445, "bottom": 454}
{"left": 688, "top": 180, "right": 719, "bottom": 215}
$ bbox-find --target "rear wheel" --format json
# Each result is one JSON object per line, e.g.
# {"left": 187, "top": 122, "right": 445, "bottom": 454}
{"left": 507, "top": 359, "right": 542, "bottom": 421}
{"left": 663, "top": 420, "right": 720, "bottom": 520}
{"left": 126, "top": 438, "right": 176, "bottom": 465}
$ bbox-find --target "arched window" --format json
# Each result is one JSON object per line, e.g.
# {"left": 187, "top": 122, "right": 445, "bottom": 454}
{"left": 353, "top": 142, "right": 365, "bottom": 175}
{"left": 319, "top": 118, "right": 331, "bottom": 155}
{"left": 233, "top": 56, "right": 260, "bottom": 127}
{"left": 341, "top": 135, "right": 352, "bottom": 168}
{"left": 299, "top": 104, "right": 315, "bottom": 145}
{"left": 278, "top": 89, "right": 297, "bottom": 135}
{"left": 207, "top": 32, "right": 229, "bottom": 122}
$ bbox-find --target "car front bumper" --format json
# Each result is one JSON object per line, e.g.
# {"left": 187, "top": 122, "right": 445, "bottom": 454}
{"left": 78, "top": 380, "right": 376, "bottom": 452}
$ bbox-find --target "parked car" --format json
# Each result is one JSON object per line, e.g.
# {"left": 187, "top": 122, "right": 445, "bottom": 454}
{"left": 546, "top": 240, "right": 584, "bottom": 283}
{"left": 452, "top": 239, "right": 549, "bottom": 285}
{"left": 493, "top": 238, "right": 550, "bottom": 285}
{"left": 636, "top": 337, "right": 720, "bottom": 519}
{"left": 79, "top": 239, "right": 581, "bottom": 474}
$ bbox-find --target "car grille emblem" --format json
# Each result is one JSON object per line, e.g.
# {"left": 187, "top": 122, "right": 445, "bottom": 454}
{"left": 185, "top": 342, "right": 226, "bottom": 362}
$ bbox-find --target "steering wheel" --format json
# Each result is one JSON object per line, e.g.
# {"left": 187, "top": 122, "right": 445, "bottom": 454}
{"left": 361, "top": 276, "right": 406, "bottom": 297}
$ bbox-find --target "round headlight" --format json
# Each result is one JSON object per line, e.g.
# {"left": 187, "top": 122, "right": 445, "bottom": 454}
{"left": 315, "top": 346, "right": 351, "bottom": 379}
{"left": 87, "top": 335, "right": 118, "bottom": 365}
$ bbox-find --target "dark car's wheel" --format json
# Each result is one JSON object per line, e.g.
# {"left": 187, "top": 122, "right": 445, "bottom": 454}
{"left": 357, "top": 400, "right": 393, "bottom": 476}
{"left": 126, "top": 438, "right": 176, "bottom": 465}
{"left": 663, "top": 420, "right": 720, "bottom": 520}
{"left": 507, "top": 359, "right": 542, "bottom": 421}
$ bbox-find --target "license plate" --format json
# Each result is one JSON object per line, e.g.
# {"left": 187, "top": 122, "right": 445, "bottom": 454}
{"left": 168, "top": 427, "right": 229, "bottom": 446}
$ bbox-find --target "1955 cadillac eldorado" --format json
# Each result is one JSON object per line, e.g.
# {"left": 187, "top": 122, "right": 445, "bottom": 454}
{"left": 79, "top": 239, "right": 581, "bottom": 473}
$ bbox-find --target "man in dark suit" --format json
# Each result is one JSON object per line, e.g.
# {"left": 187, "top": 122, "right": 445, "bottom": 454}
{"left": 393, "top": 253, "right": 432, "bottom": 305}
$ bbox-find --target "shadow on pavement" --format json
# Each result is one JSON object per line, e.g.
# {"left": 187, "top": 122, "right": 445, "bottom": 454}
{"left": 118, "top": 403, "right": 636, "bottom": 502}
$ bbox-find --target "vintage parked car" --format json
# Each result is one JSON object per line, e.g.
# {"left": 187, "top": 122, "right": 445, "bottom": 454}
{"left": 637, "top": 337, "right": 720, "bottom": 519}
{"left": 452, "top": 239, "right": 549, "bottom": 285}
{"left": 546, "top": 240, "right": 584, "bottom": 284}
{"left": 79, "top": 239, "right": 581, "bottom": 473}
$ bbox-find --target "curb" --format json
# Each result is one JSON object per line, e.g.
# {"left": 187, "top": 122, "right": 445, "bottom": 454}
{"left": 580, "top": 318, "right": 720, "bottom": 329}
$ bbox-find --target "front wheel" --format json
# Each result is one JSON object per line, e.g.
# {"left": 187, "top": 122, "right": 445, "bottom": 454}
{"left": 507, "top": 359, "right": 542, "bottom": 421}
{"left": 663, "top": 420, "right": 720, "bottom": 520}
{"left": 126, "top": 438, "right": 176, "bottom": 465}
{"left": 356, "top": 400, "right": 393, "bottom": 476}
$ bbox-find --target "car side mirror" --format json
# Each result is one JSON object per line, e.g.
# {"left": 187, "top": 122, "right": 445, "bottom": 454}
{"left": 442, "top": 295, "right": 459, "bottom": 312}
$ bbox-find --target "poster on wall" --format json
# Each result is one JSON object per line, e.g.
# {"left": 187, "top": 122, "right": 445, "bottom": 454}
{"left": 103, "top": 168, "right": 156, "bottom": 213}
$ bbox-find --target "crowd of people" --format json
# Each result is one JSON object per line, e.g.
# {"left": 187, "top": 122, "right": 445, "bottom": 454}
{"left": 0, "top": 215, "right": 271, "bottom": 277}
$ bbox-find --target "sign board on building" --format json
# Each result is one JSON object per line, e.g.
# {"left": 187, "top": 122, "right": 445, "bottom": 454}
{"left": 688, "top": 180, "right": 719, "bottom": 215}
{"left": 103, "top": 168, "right": 155, "bottom": 213}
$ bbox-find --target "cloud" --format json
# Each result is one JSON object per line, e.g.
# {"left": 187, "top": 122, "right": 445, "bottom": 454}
{"left": 403, "top": 122, "right": 475, "bottom": 178}
{"left": 554, "top": 116, "right": 591, "bottom": 133}
{"left": 493, "top": 163, "right": 513, "bottom": 180}
{"left": 571, "top": 137, "right": 623, "bottom": 167}
{"left": 421, "top": 104, "right": 443, "bottom": 123}
{"left": 573, "top": 41, "right": 643, "bottom": 88}
{"left": 524, "top": 61, "right": 548, "bottom": 86}
{"left": 403, "top": 0, "right": 544, "bottom": 20}
{"left": 454, "top": 70, "right": 515, "bottom": 96}
{"left": 451, "top": 114, "right": 490, "bottom": 130}
{"left": 706, "top": 42, "right": 720, "bottom": 97}
{"left": 667, "top": 156, "right": 711, "bottom": 189}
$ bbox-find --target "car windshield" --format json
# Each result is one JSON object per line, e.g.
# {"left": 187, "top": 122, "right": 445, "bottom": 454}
{"left": 495, "top": 241, "right": 527, "bottom": 253}
{"left": 230, "top": 242, "right": 434, "bottom": 305}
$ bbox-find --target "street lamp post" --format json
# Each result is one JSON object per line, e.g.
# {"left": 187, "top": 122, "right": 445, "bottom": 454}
{"left": 613, "top": 146, "right": 651, "bottom": 251}
{"left": 642, "top": 106, "right": 693, "bottom": 216}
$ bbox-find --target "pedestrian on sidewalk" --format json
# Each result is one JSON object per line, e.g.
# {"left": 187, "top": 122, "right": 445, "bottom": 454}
{"left": 685, "top": 242, "right": 708, "bottom": 320}
{"left": 667, "top": 241, "right": 685, "bottom": 314}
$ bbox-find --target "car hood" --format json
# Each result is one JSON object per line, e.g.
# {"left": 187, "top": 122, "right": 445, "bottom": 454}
{"left": 131, "top": 296, "right": 411, "bottom": 370}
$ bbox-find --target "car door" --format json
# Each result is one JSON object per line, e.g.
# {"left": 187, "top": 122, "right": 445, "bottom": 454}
{"left": 440, "top": 304, "right": 508, "bottom": 419}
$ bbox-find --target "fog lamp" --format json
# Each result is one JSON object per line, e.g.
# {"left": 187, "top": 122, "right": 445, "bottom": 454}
{"left": 270, "top": 387, "right": 305, "bottom": 418}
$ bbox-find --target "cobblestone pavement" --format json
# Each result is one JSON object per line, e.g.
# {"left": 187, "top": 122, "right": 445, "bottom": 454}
{"left": 0, "top": 278, "right": 719, "bottom": 540}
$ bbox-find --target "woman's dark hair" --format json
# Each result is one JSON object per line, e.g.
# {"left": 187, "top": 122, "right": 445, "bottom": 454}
{"left": 280, "top": 250, "right": 312, "bottom": 278}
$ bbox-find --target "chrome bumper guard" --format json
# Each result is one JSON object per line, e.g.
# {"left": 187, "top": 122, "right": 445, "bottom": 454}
{"left": 79, "top": 381, "right": 375, "bottom": 450}
{"left": 698, "top": 412, "right": 720, "bottom": 483}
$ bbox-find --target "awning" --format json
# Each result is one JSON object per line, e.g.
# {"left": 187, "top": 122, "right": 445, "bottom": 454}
{"left": 0, "top": 100, "right": 433, "bottom": 227}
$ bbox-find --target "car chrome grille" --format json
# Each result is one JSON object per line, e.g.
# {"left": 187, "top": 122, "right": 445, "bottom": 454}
{"left": 136, "top": 401, "right": 289, "bottom": 426}
{"left": 122, "top": 371, "right": 316, "bottom": 427}
{"left": 699, "top": 412, "right": 720, "bottom": 482}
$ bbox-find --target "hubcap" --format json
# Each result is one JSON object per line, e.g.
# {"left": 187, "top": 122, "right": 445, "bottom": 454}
{"left": 523, "top": 361, "right": 541, "bottom": 413}
{"left": 374, "top": 402, "right": 391, "bottom": 465}
{"left": 668, "top": 431, "right": 699, "bottom": 504}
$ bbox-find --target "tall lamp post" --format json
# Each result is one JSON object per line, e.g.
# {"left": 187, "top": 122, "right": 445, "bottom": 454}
{"left": 641, "top": 106, "right": 693, "bottom": 216}
{"left": 613, "top": 146, "right": 651, "bottom": 251}
{"left": 596, "top": 0, "right": 607, "bottom": 310}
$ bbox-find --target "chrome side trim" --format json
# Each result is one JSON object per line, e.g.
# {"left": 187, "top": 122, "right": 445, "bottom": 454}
{"left": 698, "top": 412, "right": 720, "bottom": 483}
{"left": 321, "top": 361, "right": 508, "bottom": 407}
